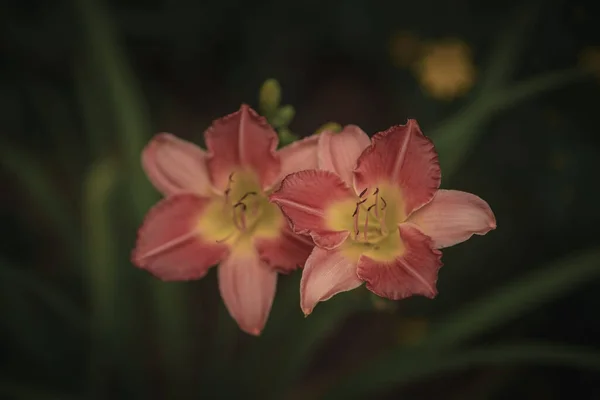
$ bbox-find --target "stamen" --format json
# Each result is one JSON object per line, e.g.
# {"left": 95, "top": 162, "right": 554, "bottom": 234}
{"left": 359, "top": 188, "right": 368, "bottom": 198}
{"left": 363, "top": 207, "right": 370, "bottom": 241}
{"left": 224, "top": 172, "right": 235, "bottom": 204}
{"left": 373, "top": 188, "right": 380, "bottom": 218}
{"left": 353, "top": 204, "right": 360, "bottom": 238}
{"left": 380, "top": 197, "right": 388, "bottom": 235}
{"left": 238, "top": 191, "right": 257, "bottom": 202}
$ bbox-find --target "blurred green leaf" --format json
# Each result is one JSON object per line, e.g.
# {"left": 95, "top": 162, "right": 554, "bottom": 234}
{"left": 74, "top": 67, "right": 111, "bottom": 158}
{"left": 0, "top": 142, "right": 79, "bottom": 251}
{"left": 0, "top": 258, "right": 85, "bottom": 330}
{"left": 325, "top": 342, "right": 600, "bottom": 398}
{"left": 432, "top": 68, "right": 587, "bottom": 180}
{"left": 76, "top": 1, "right": 189, "bottom": 396}
{"left": 76, "top": 0, "right": 156, "bottom": 221}
{"left": 259, "top": 78, "right": 282, "bottom": 117}
{"left": 478, "top": 1, "right": 542, "bottom": 93}
{"left": 426, "top": 245, "right": 600, "bottom": 349}
{"left": 149, "top": 282, "right": 195, "bottom": 398}
{"left": 326, "top": 246, "right": 600, "bottom": 397}
{"left": 83, "top": 157, "right": 119, "bottom": 396}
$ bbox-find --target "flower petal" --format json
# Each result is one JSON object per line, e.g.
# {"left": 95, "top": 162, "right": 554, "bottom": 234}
{"left": 357, "top": 223, "right": 442, "bottom": 300}
{"left": 318, "top": 125, "right": 371, "bottom": 186}
{"left": 142, "top": 133, "right": 214, "bottom": 196}
{"left": 300, "top": 247, "right": 362, "bottom": 315}
{"left": 269, "top": 170, "right": 355, "bottom": 249}
{"left": 205, "top": 105, "right": 280, "bottom": 191}
{"left": 408, "top": 189, "right": 496, "bottom": 249}
{"left": 277, "top": 134, "right": 320, "bottom": 181}
{"left": 354, "top": 120, "right": 441, "bottom": 216}
{"left": 255, "top": 224, "right": 314, "bottom": 273}
{"left": 132, "top": 194, "right": 227, "bottom": 281}
{"left": 218, "top": 245, "right": 277, "bottom": 336}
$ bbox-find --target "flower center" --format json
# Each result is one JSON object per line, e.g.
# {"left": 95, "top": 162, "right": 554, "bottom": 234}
{"left": 199, "top": 170, "right": 282, "bottom": 246}
{"left": 351, "top": 187, "right": 390, "bottom": 244}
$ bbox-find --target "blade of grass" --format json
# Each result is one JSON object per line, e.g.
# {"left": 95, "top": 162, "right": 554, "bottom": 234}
{"left": 325, "top": 342, "right": 600, "bottom": 399}
{"left": 432, "top": 68, "right": 588, "bottom": 180}
{"left": 75, "top": 0, "right": 155, "bottom": 219}
{"left": 0, "top": 258, "right": 85, "bottom": 330}
{"left": 425, "top": 246, "right": 600, "bottom": 349}
{"left": 83, "top": 157, "right": 119, "bottom": 398}
{"left": 325, "top": 246, "right": 600, "bottom": 398}
{"left": 0, "top": 142, "right": 79, "bottom": 252}
{"left": 76, "top": 1, "right": 191, "bottom": 396}
{"left": 477, "top": 1, "right": 543, "bottom": 93}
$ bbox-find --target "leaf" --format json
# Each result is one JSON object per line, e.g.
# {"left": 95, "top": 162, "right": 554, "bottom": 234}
{"left": 432, "top": 68, "right": 587, "bottom": 180}
{"left": 76, "top": 1, "right": 190, "bottom": 396}
{"left": 325, "top": 246, "right": 600, "bottom": 398}
{"left": 82, "top": 157, "right": 119, "bottom": 395}
{"left": 0, "top": 258, "right": 85, "bottom": 330}
{"left": 76, "top": 0, "right": 156, "bottom": 221}
{"left": 324, "top": 342, "right": 600, "bottom": 398}
{"left": 477, "top": 1, "right": 543, "bottom": 93}
{"left": 0, "top": 141, "right": 79, "bottom": 252}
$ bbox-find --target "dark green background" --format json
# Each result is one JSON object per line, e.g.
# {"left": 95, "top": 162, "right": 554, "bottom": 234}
{"left": 1, "top": 0, "right": 599, "bottom": 399}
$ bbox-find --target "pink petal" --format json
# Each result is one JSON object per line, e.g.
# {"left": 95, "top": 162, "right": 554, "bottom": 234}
{"left": 354, "top": 120, "right": 441, "bottom": 217}
{"left": 408, "top": 189, "right": 496, "bottom": 249}
{"left": 300, "top": 247, "right": 362, "bottom": 315}
{"left": 204, "top": 105, "right": 281, "bottom": 190}
{"left": 142, "top": 133, "right": 214, "bottom": 197}
{"left": 218, "top": 247, "right": 277, "bottom": 336}
{"left": 357, "top": 223, "right": 442, "bottom": 300}
{"left": 269, "top": 170, "right": 355, "bottom": 249}
{"left": 132, "top": 194, "right": 227, "bottom": 281}
{"left": 255, "top": 224, "right": 314, "bottom": 273}
{"left": 277, "top": 135, "right": 320, "bottom": 181}
{"left": 318, "top": 125, "right": 371, "bottom": 186}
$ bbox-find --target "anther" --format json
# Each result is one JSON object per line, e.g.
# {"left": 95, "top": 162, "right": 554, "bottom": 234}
{"left": 238, "top": 191, "right": 257, "bottom": 202}
{"left": 381, "top": 197, "right": 387, "bottom": 210}
{"left": 359, "top": 188, "right": 368, "bottom": 198}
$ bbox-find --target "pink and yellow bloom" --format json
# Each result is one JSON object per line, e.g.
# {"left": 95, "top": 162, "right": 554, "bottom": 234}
{"left": 132, "top": 105, "right": 317, "bottom": 335}
{"left": 270, "top": 122, "right": 496, "bottom": 315}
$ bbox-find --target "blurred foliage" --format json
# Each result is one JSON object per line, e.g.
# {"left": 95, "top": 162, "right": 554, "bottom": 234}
{"left": 1, "top": 0, "right": 599, "bottom": 399}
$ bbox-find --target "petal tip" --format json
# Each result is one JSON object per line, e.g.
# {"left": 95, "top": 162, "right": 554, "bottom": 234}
{"left": 247, "top": 327, "right": 262, "bottom": 336}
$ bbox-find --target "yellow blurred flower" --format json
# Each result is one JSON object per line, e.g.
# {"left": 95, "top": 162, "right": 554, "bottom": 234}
{"left": 413, "top": 38, "right": 477, "bottom": 101}
{"left": 389, "top": 31, "right": 421, "bottom": 68}
{"left": 579, "top": 47, "right": 600, "bottom": 82}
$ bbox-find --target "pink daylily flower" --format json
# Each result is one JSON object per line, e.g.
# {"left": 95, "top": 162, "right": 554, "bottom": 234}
{"left": 132, "top": 105, "right": 318, "bottom": 335}
{"left": 270, "top": 121, "right": 496, "bottom": 315}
